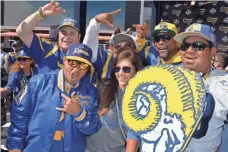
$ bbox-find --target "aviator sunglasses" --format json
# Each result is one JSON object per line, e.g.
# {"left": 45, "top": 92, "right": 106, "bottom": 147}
{"left": 67, "top": 59, "right": 90, "bottom": 70}
{"left": 114, "top": 66, "right": 134, "bottom": 73}
{"left": 180, "top": 41, "right": 212, "bottom": 51}
{"left": 154, "top": 34, "right": 172, "bottom": 43}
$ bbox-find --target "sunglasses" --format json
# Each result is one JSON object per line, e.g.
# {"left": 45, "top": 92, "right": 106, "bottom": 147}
{"left": 154, "top": 34, "right": 172, "bottom": 43}
{"left": 114, "top": 66, "right": 134, "bottom": 73}
{"left": 17, "top": 57, "right": 29, "bottom": 62}
{"left": 67, "top": 59, "right": 90, "bottom": 70}
{"left": 180, "top": 41, "right": 212, "bottom": 51}
{"left": 113, "top": 42, "right": 136, "bottom": 52}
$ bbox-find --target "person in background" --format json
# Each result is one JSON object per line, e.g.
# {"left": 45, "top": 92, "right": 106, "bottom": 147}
{"left": 0, "top": 50, "right": 37, "bottom": 99}
{"left": 4, "top": 40, "right": 21, "bottom": 72}
{"left": 211, "top": 51, "right": 228, "bottom": 152}
{"left": 111, "top": 33, "right": 138, "bottom": 58}
{"left": 105, "top": 42, "right": 113, "bottom": 54}
{"left": 7, "top": 44, "right": 101, "bottom": 152}
{"left": 212, "top": 51, "right": 228, "bottom": 73}
{"left": 126, "top": 28, "right": 132, "bottom": 35}
{"left": 86, "top": 50, "right": 144, "bottom": 152}
{"left": 109, "top": 27, "right": 121, "bottom": 45}
{"left": 114, "top": 27, "right": 121, "bottom": 35}
{"left": 133, "top": 22, "right": 181, "bottom": 66}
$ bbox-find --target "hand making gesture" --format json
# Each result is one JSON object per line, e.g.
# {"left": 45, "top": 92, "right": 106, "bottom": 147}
{"left": 132, "top": 23, "right": 148, "bottom": 39}
{"left": 41, "top": 0, "right": 66, "bottom": 18}
{"left": 95, "top": 9, "right": 121, "bottom": 27}
{"left": 56, "top": 92, "right": 81, "bottom": 115}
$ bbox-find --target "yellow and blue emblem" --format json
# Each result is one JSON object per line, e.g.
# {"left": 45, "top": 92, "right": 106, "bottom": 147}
{"left": 122, "top": 64, "right": 206, "bottom": 152}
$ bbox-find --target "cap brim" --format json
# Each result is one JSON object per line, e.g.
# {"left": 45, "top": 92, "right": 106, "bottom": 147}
{"left": 151, "top": 29, "right": 176, "bottom": 37}
{"left": 58, "top": 25, "right": 80, "bottom": 33}
{"left": 174, "top": 32, "right": 210, "bottom": 43}
{"left": 65, "top": 56, "right": 92, "bottom": 67}
{"left": 112, "top": 33, "right": 136, "bottom": 46}
{"left": 16, "top": 56, "right": 31, "bottom": 59}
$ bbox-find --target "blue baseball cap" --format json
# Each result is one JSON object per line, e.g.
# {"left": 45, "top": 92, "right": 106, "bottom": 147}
{"left": 17, "top": 50, "right": 31, "bottom": 59}
{"left": 174, "top": 23, "right": 217, "bottom": 46}
{"left": 65, "top": 44, "right": 94, "bottom": 81}
{"left": 58, "top": 18, "right": 80, "bottom": 32}
{"left": 65, "top": 44, "right": 92, "bottom": 66}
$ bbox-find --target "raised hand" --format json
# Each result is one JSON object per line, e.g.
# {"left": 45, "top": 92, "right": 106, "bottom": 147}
{"left": 56, "top": 92, "right": 81, "bottom": 115}
{"left": 41, "top": 0, "right": 66, "bottom": 18}
{"left": 95, "top": 9, "right": 121, "bottom": 27}
{"left": 132, "top": 23, "right": 148, "bottom": 39}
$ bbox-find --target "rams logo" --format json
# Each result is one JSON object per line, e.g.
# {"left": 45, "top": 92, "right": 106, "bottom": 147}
{"left": 73, "top": 48, "right": 89, "bottom": 56}
{"left": 218, "top": 45, "right": 228, "bottom": 51}
{"left": 219, "top": 26, "right": 228, "bottom": 33}
{"left": 221, "top": 6, "right": 228, "bottom": 14}
{"left": 172, "top": 10, "right": 181, "bottom": 16}
{"left": 122, "top": 65, "right": 206, "bottom": 152}
{"left": 219, "top": 78, "right": 228, "bottom": 90}
{"left": 183, "top": 18, "right": 193, "bottom": 25}
{"left": 207, "top": 17, "right": 218, "bottom": 25}
{"left": 160, "top": 23, "right": 168, "bottom": 29}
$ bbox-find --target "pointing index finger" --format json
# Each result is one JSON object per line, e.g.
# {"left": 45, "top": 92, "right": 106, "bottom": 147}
{"left": 110, "top": 9, "right": 121, "bottom": 16}
{"left": 61, "top": 94, "right": 71, "bottom": 101}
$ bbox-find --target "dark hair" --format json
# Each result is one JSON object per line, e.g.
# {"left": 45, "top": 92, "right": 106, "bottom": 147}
{"left": 99, "top": 50, "right": 144, "bottom": 111}
{"left": 215, "top": 51, "right": 228, "bottom": 69}
{"left": 9, "top": 58, "right": 36, "bottom": 74}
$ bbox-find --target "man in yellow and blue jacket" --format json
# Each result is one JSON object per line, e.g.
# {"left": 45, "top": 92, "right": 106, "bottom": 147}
{"left": 17, "top": 1, "right": 113, "bottom": 84}
{"left": 133, "top": 22, "right": 181, "bottom": 66}
{"left": 7, "top": 44, "right": 101, "bottom": 152}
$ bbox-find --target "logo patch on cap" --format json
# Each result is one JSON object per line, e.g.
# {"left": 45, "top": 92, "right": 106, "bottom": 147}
{"left": 73, "top": 48, "right": 89, "bottom": 56}
{"left": 63, "top": 18, "right": 75, "bottom": 26}
{"left": 160, "top": 23, "right": 168, "bottom": 29}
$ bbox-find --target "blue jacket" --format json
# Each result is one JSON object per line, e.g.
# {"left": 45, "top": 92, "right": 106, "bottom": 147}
{"left": 5, "top": 67, "right": 38, "bottom": 97}
{"left": 7, "top": 69, "right": 101, "bottom": 152}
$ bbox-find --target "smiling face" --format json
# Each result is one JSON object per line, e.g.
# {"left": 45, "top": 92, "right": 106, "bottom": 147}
{"left": 115, "top": 58, "right": 136, "bottom": 89}
{"left": 63, "top": 58, "right": 88, "bottom": 85}
{"left": 17, "top": 57, "right": 32, "bottom": 69}
{"left": 58, "top": 26, "right": 81, "bottom": 52}
{"left": 154, "top": 33, "right": 179, "bottom": 61}
{"left": 181, "top": 36, "right": 216, "bottom": 73}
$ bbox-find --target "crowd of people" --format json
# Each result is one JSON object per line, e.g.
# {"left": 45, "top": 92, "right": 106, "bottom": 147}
{"left": 1, "top": 1, "right": 228, "bottom": 152}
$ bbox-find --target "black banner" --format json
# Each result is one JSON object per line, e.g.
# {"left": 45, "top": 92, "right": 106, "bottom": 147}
{"left": 159, "top": 1, "right": 228, "bottom": 52}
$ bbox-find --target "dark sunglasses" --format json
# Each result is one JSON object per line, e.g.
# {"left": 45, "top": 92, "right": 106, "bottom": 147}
{"left": 114, "top": 66, "right": 134, "bottom": 73}
{"left": 113, "top": 42, "right": 136, "bottom": 51}
{"left": 67, "top": 59, "right": 90, "bottom": 70}
{"left": 154, "top": 34, "right": 172, "bottom": 43}
{"left": 180, "top": 41, "right": 212, "bottom": 51}
{"left": 17, "top": 57, "right": 29, "bottom": 62}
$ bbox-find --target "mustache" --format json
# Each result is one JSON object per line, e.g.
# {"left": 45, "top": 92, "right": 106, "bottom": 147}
{"left": 156, "top": 43, "right": 169, "bottom": 49}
